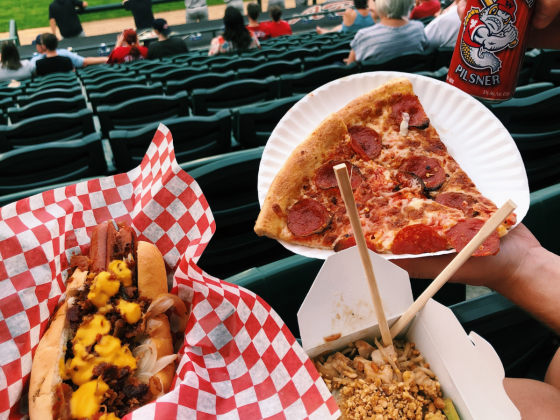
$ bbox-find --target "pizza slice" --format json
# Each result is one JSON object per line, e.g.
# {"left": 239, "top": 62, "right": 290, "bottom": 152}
{"left": 255, "top": 78, "right": 516, "bottom": 256}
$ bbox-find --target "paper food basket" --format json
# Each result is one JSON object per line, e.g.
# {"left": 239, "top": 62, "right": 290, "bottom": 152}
{"left": 0, "top": 125, "right": 339, "bottom": 420}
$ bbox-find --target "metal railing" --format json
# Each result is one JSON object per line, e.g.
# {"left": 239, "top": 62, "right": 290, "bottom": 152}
{"left": 30, "top": 8, "right": 345, "bottom": 56}
{"left": 77, "top": 0, "right": 181, "bottom": 14}
{"left": 0, "top": 20, "right": 20, "bottom": 46}
{"left": 77, "top": 0, "right": 319, "bottom": 14}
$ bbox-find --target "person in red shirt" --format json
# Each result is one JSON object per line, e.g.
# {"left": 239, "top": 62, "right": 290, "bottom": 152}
{"left": 246, "top": 2, "right": 271, "bottom": 41}
{"left": 266, "top": 5, "right": 292, "bottom": 38}
{"left": 107, "top": 29, "right": 148, "bottom": 65}
{"left": 410, "top": 0, "right": 441, "bottom": 19}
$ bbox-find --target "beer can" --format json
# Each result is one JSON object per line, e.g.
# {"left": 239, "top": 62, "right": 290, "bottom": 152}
{"left": 446, "top": 0, "right": 535, "bottom": 102}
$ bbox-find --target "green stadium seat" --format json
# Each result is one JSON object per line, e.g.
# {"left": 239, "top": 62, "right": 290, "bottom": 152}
{"left": 299, "top": 40, "right": 332, "bottom": 50}
{"left": 148, "top": 65, "right": 209, "bottom": 84}
{"left": 279, "top": 63, "right": 359, "bottom": 96}
{"left": 84, "top": 76, "right": 148, "bottom": 98}
{"left": 431, "top": 48, "right": 453, "bottom": 71}
{"left": 268, "top": 47, "right": 321, "bottom": 62}
{"left": 237, "top": 59, "right": 302, "bottom": 80}
{"left": 0, "top": 133, "right": 106, "bottom": 198}
{"left": 170, "top": 52, "right": 200, "bottom": 63}
{"left": 0, "top": 97, "right": 14, "bottom": 113}
{"left": 108, "top": 110, "right": 232, "bottom": 171}
{"left": 319, "top": 39, "right": 351, "bottom": 53}
{"left": 97, "top": 92, "right": 189, "bottom": 136}
{"left": 449, "top": 292, "right": 552, "bottom": 378}
{"left": 0, "top": 89, "right": 23, "bottom": 100}
{"left": 166, "top": 71, "right": 236, "bottom": 95}
{"left": 360, "top": 52, "right": 434, "bottom": 72}
{"left": 524, "top": 182, "right": 560, "bottom": 255}
{"left": 121, "top": 60, "right": 166, "bottom": 71}
{"left": 233, "top": 94, "right": 305, "bottom": 148}
{"left": 17, "top": 86, "right": 82, "bottom": 106}
{"left": 531, "top": 49, "right": 560, "bottom": 84}
{"left": 26, "top": 75, "right": 79, "bottom": 90}
{"left": 489, "top": 87, "right": 560, "bottom": 133}
{"left": 514, "top": 82, "right": 555, "bottom": 98}
{"left": 415, "top": 67, "right": 448, "bottom": 82}
{"left": 89, "top": 83, "right": 164, "bottom": 111}
{"left": 192, "top": 77, "right": 278, "bottom": 116}
{"left": 80, "top": 72, "right": 133, "bottom": 86}
{"left": 225, "top": 255, "right": 322, "bottom": 336}
{"left": 190, "top": 148, "right": 294, "bottom": 278}
{"left": 211, "top": 56, "right": 267, "bottom": 72}
{"left": 178, "top": 146, "right": 264, "bottom": 172}
{"left": 0, "top": 109, "right": 95, "bottom": 151}
{"left": 240, "top": 47, "right": 287, "bottom": 58}
{"left": 189, "top": 55, "right": 238, "bottom": 67}
{"left": 8, "top": 95, "right": 87, "bottom": 123}
{"left": 303, "top": 49, "right": 350, "bottom": 70}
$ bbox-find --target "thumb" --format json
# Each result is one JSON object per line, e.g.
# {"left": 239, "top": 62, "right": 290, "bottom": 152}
{"left": 532, "top": 0, "right": 560, "bottom": 29}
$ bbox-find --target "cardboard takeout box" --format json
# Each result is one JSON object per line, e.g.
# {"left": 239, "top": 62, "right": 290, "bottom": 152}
{"left": 298, "top": 247, "right": 520, "bottom": 420}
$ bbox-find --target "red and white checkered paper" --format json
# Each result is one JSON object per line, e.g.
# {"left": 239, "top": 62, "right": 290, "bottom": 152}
{"left": 0, "top": 125, "right": 339, "bottom": 420}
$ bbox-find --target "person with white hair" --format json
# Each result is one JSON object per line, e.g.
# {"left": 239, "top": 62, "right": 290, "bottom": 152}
{"left": 346, "top": 0, "right": 428, "bottom": 64}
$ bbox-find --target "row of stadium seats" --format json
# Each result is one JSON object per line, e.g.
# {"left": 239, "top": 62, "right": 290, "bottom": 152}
{"left": 1, "top": 80, "right": 560, "bottom": 194}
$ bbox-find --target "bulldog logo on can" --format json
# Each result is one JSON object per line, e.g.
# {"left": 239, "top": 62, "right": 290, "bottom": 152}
{"left": 460, "top": 0, "right": 528, "bottom": 73}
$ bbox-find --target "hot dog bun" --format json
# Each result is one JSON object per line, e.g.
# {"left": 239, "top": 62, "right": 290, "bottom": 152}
{"left": 29, "top": 223, "right": 178, "bottom": 420}
{"left": 137, "top": 241, "right": 168, "bottom": 300}
{"left": 29, "top": 302, "right": 70, "bottom": 420}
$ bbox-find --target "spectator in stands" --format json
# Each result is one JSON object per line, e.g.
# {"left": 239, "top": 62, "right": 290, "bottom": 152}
{"left": 49, "top": 0, "right": 88, "bottom": 39}
{"left": 224, "top": 0, "right": 245, "bottom": 15}
{"left": 269, "top": 0, "right": 286, "bottom": 10}
{"left": 346, "top": 0, "right": 427, "bottom": 64}
{"left": 148, "top": 19, "right": 189, "bottom": 59}
{"left": 209, "top": 7, "right": 260, "bottom": 55}
{"left": 123, "top": 0, "right": 155, "bottom": 32}
{"left": 35, "top": 34, "right": 74, "bottom": 77}
{"left": 410, "top": 0, "right": 441, "bottom": 20}
{"left": 30, "top": 34, "right": 108, "bottom": 70}
{"left": 246, "top": 2, "right": 271, "bottom": 41}
{"left": 0, "top": 42, "right": 33, "bottom": 83}
{"left": 107, "top": 29, "right": 149, "bottom": 64}
{"left": 316, "top": 0, "right": 375, "bottom": 34}
{"left": 185, "top": 0, "right": 209, "bottom": 22}
{"left": 424, "top": 0, "right": 460, "bottom": 49}
{"left": 267, "top": 5, "right": 293, "bottom": 37}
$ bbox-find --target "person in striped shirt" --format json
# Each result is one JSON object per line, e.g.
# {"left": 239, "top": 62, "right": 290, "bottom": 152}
{"left": 345, "top": 0, "right": 428, "bottom": 64}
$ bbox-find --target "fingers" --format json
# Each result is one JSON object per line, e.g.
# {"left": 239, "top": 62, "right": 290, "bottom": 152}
{"left": 532, "top": 0, "right": 560, "bottom": 29}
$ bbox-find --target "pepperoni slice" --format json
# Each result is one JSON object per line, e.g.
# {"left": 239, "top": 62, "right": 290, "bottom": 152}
{"left": 315, "top": 160, "right": 362, "bottom": 190}
{"left": 391, "top": 224, "right": 448, "bottom": 255}
{"left": 287, "top": 198, "right": 331, "bottom": 237}
{"left": 400, "top": 156, "right": 446, "bottom": 191}
{"left": 390, "top": 94, "right": 430, "bottom": 129}
{"left": 435, "top": 192, "right": 477, "bottom": 217}
{"left": 334, "top": 235, "right": 378, "bottom": 253}
{"left": 348, "top": 126, "right": 382, "bottom": 160}
{"left": 395, "top": 172, "right": 425, "bottom": 194}
{"left": 446, "top": 218, "right": 500, "bottom": 257}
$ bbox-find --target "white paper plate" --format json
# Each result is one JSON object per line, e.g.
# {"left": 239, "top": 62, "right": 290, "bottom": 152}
{"left": 257, "top": 71, "right": 530, "bottom": 260}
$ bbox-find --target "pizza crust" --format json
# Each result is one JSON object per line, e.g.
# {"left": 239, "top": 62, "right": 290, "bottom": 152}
{"left": 337, "top": 77, "right": 414, "bottom": 127}
{"left": 254, "top": 112, "right": 349, "bottom": 245}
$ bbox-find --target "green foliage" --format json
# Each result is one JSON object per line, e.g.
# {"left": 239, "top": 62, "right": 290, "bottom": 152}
{"left": 1, "top": 0, "right": 229, "bottom": 32}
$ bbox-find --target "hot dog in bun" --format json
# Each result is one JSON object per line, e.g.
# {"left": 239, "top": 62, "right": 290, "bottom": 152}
{"left": 29, "top": 221, "right": 188, "bottom": 420}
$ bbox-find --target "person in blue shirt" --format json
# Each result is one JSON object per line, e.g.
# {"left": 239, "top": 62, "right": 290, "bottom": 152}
{"left": 316, "top": 0, "right": 375, "bottom": 34}
{"left": 29, "top": 34, "right": 108, "bottom": 70}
